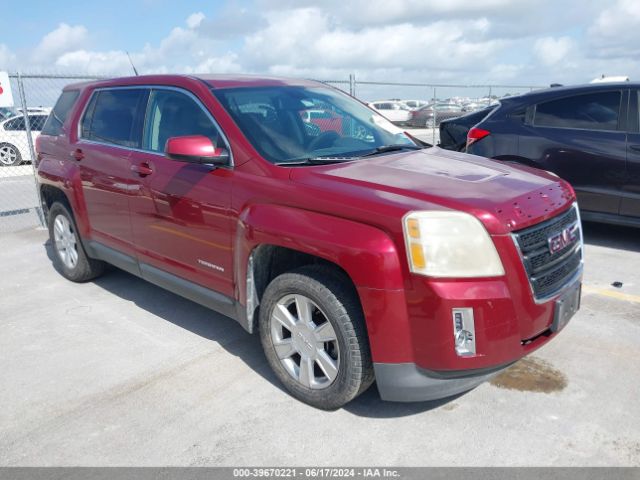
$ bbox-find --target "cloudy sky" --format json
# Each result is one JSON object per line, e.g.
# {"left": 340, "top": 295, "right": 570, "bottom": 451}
{"left": 1, "top": 0, "right": 638, "bottom": 90}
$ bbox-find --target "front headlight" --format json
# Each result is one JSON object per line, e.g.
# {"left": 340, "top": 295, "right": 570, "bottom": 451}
{"left": 403, "top": 211, "right": 505, "bottom": 278}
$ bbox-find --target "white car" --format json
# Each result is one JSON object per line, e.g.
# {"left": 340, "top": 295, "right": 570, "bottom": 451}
{"left": 367, "top": 101, "right": 412, "bottom": 125}
{"left": 0, "top": 113, "right": 48, "bottom": 166}
{"left": 399, "top": 99, "right": 429, "bottom": 110}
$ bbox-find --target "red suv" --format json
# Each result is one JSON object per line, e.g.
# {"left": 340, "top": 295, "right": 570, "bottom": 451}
{"left": 36, "top": 75, "right": 583, "bottom": 409}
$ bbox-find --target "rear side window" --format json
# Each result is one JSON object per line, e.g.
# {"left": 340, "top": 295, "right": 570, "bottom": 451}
{"left": 534, "top": 91, "right": 621, "bottom": 131}
{"left": 4, "top": 117, "right": 25, "bottom": 131}
{"left": 29, "top": 115, "right": 48, "bottom": 131}
{"left": 42, "top": 90, "right": 80, "bottom": 136}
{"left": 81, "top": 88, "right": 147, "bottom": 148}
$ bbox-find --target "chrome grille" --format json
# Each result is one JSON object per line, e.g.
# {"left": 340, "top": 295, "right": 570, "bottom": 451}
{"left": 513, "top": 204, "right": 582, "bottom": 300}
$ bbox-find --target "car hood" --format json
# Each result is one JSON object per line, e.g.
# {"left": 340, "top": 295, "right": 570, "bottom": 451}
{"left": 289, "top": 147, "right": 575, "bottom": 234}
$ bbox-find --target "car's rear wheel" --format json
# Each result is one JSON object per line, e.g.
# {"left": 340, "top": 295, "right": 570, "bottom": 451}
{"left": 48, "top": 202, "right": 105, "bottom": 282}
{"left": 0, "top": 143, "right": 22, "bottom": 166}
{"left": 259, "top": 265, "right": 374, "bottom": 409}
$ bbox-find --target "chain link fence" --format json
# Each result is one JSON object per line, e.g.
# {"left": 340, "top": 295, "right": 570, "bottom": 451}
{"left": 0, "top": 74, "right": 104, "bottom": 233}
{"left": 0, "top": 72, "right": 542, "bottom": 233}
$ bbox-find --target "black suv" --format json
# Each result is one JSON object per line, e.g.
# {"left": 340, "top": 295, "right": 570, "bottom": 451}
{"left": 439, "top": 83, "right": 640, "bottom": 227}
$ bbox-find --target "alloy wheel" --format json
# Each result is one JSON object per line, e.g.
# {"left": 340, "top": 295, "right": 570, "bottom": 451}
{"left": 53, "top": 214, "right": 78, "bottom": 269}
{"left": 0, "top": 145, "right": 18, "bottom": 166}
{"left": 270, "top": 293, "right": 340, "bottom": 389}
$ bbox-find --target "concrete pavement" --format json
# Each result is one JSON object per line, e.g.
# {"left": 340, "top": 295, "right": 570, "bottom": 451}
{"left": 0, "top": 223, "right": 638, "bottom": 466}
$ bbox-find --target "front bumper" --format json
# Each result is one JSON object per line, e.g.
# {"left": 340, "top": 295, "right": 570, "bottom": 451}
{"left": 374, "top": 361, "right": 511, "bottom": 402}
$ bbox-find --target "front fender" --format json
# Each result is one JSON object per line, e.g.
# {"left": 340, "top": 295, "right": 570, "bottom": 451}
{"left": 235, "top": 204, "right": 405, "bottom": 295}
{"left": 234, "top": 204, "right": 414, "bottom": 362}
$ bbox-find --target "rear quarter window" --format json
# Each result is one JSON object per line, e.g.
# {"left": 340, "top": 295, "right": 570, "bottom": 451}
{"left": 534, "top": 91, "right": 621, "bottom": 131}
{"left": 3, "top": 117, "right": 25, "bottom": 131}
{"left": 42, "top": 90, "right": 80, "bottom": 136}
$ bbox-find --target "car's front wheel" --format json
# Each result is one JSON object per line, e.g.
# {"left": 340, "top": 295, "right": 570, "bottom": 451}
{"left": 259, "top": 266, "right": 374, "bottom": 409}
{"left": 0, "top": 143, "right": 22, "bottom": 166}
{"left": 48, "top": 202, "right": 105, "bottom": 282}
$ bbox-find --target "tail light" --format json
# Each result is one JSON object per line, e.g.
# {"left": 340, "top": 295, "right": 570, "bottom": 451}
{"left": 466, "top": 127, "right": 490, "bottom": 149}
{"left": 34, "top": 136, "right": 43, "bottom": 167}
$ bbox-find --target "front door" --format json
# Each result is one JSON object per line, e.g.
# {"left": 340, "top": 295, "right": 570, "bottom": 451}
{"left": 622, "top": 89, "right": 640, "bottom": 218}
{"left": 520, "top": 89, "right": 628, "bottom": 215}
{"left": 128, "top": 87, "right": 234, "bottom": 297}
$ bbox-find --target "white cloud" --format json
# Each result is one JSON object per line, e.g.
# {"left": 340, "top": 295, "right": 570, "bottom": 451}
{"left": 258, "top": 0, "right": 530, "bottom": 26}
{"left": 40, "top": 13, "right": 234, "bottom": 75}
{"left": 55, "top": 50, "right": 132, "bottom": 75}
{"left": 186, "top": 12, "right": 206, "bottom": 29}
{"left": 33, "top": 23, "right": 89, "bottom": 63}
{"left": 4, "top": 1, "right": 640, "bottom": 88}
{"left": 533, "top": 36, "right": 575, "bottom": 66}
{"left": 187, "top": 52, "right": 243, "bottom": 74}
{"left": 0, "top": 44, "right": 16, "bottom": 69}
{"left": 588, "top": 0, "right": 640, "bottom": 58}
{"left": 244, "top": 8, "right": 499, "bottom": 75}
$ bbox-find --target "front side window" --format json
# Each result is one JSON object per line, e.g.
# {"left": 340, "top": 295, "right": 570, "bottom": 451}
{"left": 214, "top": 86, "right": 414, "bottom": 164}
{"left": 143, "top": 89, "right": 221, "bottom": 153}
{"left": 81, "top": 88, "right": 147, "bottom": 148}
{"left": 534, "top": 91, "right": 621, "bottom": 131}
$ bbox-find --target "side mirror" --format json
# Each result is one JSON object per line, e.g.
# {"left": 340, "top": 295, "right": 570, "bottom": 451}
{"left": 165, "top": 135, "right": 230, "bottom": 166}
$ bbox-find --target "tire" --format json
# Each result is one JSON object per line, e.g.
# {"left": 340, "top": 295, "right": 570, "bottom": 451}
{"left": 48, "top": 202, "right": 105, "bottom": 282}
{"left": 0, "top": 143, "right": 22, "bottom": 166}
{"left": 259, "top": 265, "right": 374, "bottom": 409}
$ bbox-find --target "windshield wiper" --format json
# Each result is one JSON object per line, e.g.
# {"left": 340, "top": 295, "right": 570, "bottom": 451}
{"left": 360, "top": 144, "right": 423, "bottom": 157}
{"left": 275, "top": 145, "right": 423, "bottom": 166}
{"left": 275, "top": 156, "right": 357, "bottom": 166}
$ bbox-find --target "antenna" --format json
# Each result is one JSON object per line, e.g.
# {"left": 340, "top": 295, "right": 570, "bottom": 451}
{"left": 126, "top": 51, "right": 139, "bottom": 76}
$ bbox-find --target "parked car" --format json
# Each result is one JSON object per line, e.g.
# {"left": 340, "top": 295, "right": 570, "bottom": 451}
{"left": 461, "top": 101, "right": 494, "bottom": 113}
{"left": 300, "top": 109, "right": 343, "bottom": 134}
{"left": 440, "top": 82, "right": 640, "bottom": 226}
{"left": 37, "top": 75, "right": 582, "bottom": 409}
{"left": 0, "top": 113, "right": 48, "bottom": 166}
{"left": 399, "top": 99, "right": 429, "bottom": 110}
{"left": 367, "top": 100, "right": 412, "bottom": 125}
{"left": 439, "top": 107, "right": 495, "bottom": 151}
{"left": 407, "top": 102, "right": 463, "bottom": 128}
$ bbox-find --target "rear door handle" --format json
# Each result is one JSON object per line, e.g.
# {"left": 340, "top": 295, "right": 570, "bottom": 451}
{"left": 131, "top": 162, "right": 153, "bottom": 177}
{"left": 69, "top": 149, "right": 84, "bottom": 161}
{"left": 630, "top": 145, "right": 640, "bottom": 152}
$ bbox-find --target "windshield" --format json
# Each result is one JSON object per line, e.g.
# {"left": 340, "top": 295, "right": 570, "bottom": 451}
{"left": 213, "top": 86, "right": 416, "bottom": 164}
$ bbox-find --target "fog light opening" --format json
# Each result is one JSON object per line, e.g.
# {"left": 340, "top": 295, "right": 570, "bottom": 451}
{"left": 452, "top": 308, "right": 476, "bottom": 357}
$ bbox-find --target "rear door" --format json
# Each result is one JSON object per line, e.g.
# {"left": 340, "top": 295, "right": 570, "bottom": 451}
{"left": 622, "top": 89, "right": 640, "bottom": 217}
{"left": 75, "top": 87, "right": 149, "bottom": 255}
{"left": 519, "top": 90, "right": 627, "bottom": 214}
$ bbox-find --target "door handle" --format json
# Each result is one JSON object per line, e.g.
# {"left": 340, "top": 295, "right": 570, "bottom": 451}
{"left": 69, "top": 149, "right": 84, "bottom": 161}
{"left": 131, "top": 162, "right": 153, "bottom": 177}
{"left": 630, "top": 145, "right": 640, "bottom": 152}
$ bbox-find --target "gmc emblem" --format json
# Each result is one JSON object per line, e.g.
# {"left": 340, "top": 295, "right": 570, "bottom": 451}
{"left": 548, "top": 225, "right": 577, "bottom": 254}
